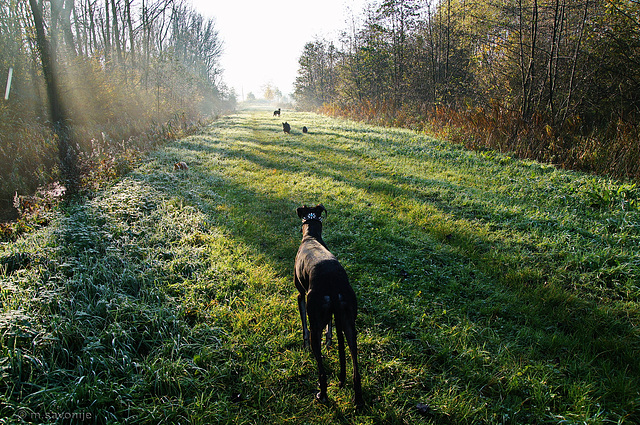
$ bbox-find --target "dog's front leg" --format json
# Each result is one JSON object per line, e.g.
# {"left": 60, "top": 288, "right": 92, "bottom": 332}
{"left": 297, "top": 293, "right": 310, "bottom": 348}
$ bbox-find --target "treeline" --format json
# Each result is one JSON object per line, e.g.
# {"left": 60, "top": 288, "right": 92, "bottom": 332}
{"left": 0, "top": 0, "right": 234, "bottom": 217}
{"left": 295, "top": 0, "right": 640, "bottom": 180}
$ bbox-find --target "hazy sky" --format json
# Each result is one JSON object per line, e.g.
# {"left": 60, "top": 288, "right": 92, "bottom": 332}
{"left": 190, "top": 0, "right": 368, "bottom": 100}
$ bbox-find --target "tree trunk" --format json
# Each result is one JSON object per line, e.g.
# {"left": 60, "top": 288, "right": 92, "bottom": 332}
{"left": 28, "top": 0, "right": 79, "bottom": 195}
{"left": 126, "top": 0, "right": 135, "bottom": 67}
{"left": 563, "top": 0, "right": 589, "bottom": 124}
{"left": 519, "top": 0, "right": 538, "bottom": 121}
{"left": 111, "top": 0, "right": 122, "bottom": 63}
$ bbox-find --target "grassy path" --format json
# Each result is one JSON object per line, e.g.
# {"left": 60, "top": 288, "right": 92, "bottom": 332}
{"left": 1, "top": 108, "right": 639, "bottom": 423}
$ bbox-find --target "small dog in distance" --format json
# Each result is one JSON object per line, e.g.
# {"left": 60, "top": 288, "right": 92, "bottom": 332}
{"left": 174, "top": 161, "right": 189, "bottom": 171}
{"left": 302, "top": 126, "right": 308, "bottom": 133}
{"left": 274, "top": 108, "right": 281, "bottom": 117}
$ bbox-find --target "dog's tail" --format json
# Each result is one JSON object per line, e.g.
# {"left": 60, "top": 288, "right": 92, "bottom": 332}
{"left": 334, "top": 292, "right": 356, "bottom": 317}
{"left": 321, "top": 291, "right": 354, "bottom": 347}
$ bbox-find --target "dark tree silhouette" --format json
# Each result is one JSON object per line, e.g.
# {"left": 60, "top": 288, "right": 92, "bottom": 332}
{"left": 28, "top": 0, "right": 79, "bottom": 195}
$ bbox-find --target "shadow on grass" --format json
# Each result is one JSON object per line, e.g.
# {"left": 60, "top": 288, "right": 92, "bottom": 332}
{"left": 15, "top": 109, "right": 627, "bottom": 423}
{"left": 123, "top": 110, "right": 640, "bottom": 421}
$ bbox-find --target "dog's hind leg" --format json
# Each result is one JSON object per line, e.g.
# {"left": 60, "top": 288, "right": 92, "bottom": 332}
{"left": 310, "top": 323, "right": 328, "bottom": 403}
{"left": 335, "top": 295, "right": 351, "bottom": 389}
{"left": 343, "top": 322, "right": 364, "bottom": 407}
{"left": 308, "top": 294, "right": 331, "bottom": 403}
{"left": 336, "top": 320, "right": 347, "bottom": 388}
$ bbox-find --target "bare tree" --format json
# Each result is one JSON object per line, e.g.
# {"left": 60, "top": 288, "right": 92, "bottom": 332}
{"left": 28, "top": 0, "right": 79, "bottom": 195}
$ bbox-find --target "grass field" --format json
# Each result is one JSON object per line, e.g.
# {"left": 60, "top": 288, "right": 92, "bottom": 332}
{"left": 1, "top": 107, "right": 639, "bottom": 424}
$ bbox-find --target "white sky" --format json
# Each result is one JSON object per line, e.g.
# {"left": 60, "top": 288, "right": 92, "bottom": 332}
{"left": 190, "top": 0, "right": 369, "bottom": 100}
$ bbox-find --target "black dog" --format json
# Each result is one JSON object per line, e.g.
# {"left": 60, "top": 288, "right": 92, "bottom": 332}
{"left": 282, "top": 122, "right": 291, "bottom": 134}
{"left": 294, "top": 204, "right": 363, "bottom": 407}
{"left": 302, "top": 126, "right": 308, "bottom": 133}
{"left": 274, "top": 108, "right": 281, "bottom": 116}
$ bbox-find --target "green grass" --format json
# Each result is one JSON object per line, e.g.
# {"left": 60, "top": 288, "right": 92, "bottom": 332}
{"left": 1, "top": 107, "right": 639, "bottom": 424}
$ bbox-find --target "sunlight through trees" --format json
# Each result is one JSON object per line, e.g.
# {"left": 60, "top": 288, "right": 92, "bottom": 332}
{"left": 1, "top": 0, "right": 235, "bottom": 210}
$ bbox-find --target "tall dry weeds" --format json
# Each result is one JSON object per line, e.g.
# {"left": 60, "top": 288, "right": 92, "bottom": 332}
{"left": 321, "top": 101, "right": 640, "bottom": 183}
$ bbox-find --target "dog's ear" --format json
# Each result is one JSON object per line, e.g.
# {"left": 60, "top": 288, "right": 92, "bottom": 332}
{"left": 296, "top": 206, "right": 308, "bottom": 218}
{"left": 316, "top": 204, "right": 327, "bottom": 218}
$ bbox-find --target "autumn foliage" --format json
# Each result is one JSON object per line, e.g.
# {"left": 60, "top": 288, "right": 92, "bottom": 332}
{"left": 297, "top": 0, "right": 640, "bottom": 181}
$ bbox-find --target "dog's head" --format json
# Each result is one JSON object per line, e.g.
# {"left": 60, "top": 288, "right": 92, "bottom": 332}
{"left": 297, "top": 204, "right": 327, "bottom": 223}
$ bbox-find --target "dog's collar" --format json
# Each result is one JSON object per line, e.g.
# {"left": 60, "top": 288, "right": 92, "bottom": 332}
{"left": 302, "top": 212, "right": 323, "bottom": 223}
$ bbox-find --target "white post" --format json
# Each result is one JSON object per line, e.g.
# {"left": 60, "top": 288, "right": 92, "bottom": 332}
{"left": 4, "top": 67, "right": 13, "bottom": 100}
